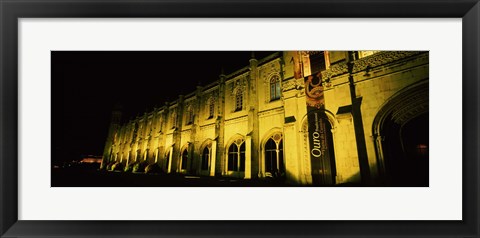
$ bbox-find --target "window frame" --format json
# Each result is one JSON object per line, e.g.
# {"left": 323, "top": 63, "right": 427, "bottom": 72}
{"left": 227, "top": 140, "right": 245, "bottom": 172}
{"left": 208, "top": 98, "right": 215, "bottom": 119}
{"left": 234, "top": 90, "right": 243, "bottom": 112}
{"left": 269, "top": 74, "right": 281, "bottom": 101}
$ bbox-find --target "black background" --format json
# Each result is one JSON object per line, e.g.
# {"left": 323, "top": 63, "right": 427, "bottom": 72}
{"left": 52, "top": 51, "right": 274, "bottom": 164}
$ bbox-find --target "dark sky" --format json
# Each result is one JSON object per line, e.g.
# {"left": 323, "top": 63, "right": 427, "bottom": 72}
{"left": 52, "top": 51, "right": 275, "bottom": 163}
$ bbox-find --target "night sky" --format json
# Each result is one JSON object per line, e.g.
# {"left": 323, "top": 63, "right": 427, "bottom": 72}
{"left": 52, "top": 51, "right": 275, "bottom": 164}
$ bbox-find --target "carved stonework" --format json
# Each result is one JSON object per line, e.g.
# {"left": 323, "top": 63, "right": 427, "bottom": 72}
{"left": 205, "top": 94, "right": 216, "bottom": 118}
{"left": 234, "top": 137, "right": 245, "bottom": 146}
{"left": 264, "top": 73, "right": 281, "bottom": 103}
{"left": 282, "top": 78, "right": 304, "bottom": 92}
{"left": 352, "top": 51, "right": 423, "bottom": 73}
{"left": 271, "top": 132, "right": 282, "bottom": 143}
{"left": 321, "top": 63, "right": 348, "bottom": 81}
{"left": 282, "top": 79, "right": 295, "bottom": 92}
{"left": 262, "top": 71, "right": 281, "bottom": 85}
{"left": 391, "top": 86, "right": 428, "bottom": 125}
{"left": 232, "top": 86, "right": 243, "bottom": 101}
{"left": 230, "top": 77, "right": 246, "bottom": 95}
{"left": 322, "top": 51, "right": 425, "bottom": 80}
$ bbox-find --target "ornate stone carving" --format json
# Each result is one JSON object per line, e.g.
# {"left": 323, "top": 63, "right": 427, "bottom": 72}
{"left": 281, "top": 79, "right": 295, "bottom": 92}
{"left": 352, "top": 51, "right": 423, "bottom": 73}
{"left": 391, "top": 88, "right": 428, "bottom": 125}
{"left": 282, "top": 78, "right": 304, "bottom": 92}
{"left": 230, "top": 77, "right": 246, "bottom": 95}
{"left": 322, "top": 51, "right": 425, "bottom": 80}
{"left": 321, "top": 63, "right": 348, "bottom": 81}
{"left": 264, "top": 72, "right": 281, "bottom": 103}
{"left": 272, "top": 132, "right": 282, "bottom": 143}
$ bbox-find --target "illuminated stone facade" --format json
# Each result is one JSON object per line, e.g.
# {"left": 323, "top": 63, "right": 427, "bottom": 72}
{"left": 102, "top": 51, "right": 429, "bottom": 186}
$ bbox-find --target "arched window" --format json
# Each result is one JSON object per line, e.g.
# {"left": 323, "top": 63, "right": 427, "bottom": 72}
{"left": 264, "top": 133, "right": 284, "bottom": 177}
{"left": 171, "top": 110, "right": 177, "bottom": 129}
{"left": 270, "top": 75, "right": 281, "bottom": 101}
{"left": 158, "top": 116, "right": 163, "bottom": 132}
{"left": 239, "top": 142, "right": 246, "bottom": 171}
{"left": 208, "top": 98, "right": 215, "bottom": 119}
{"left": 201, "top": 147, "right": 210, "bottom": 171}
{"left": 265, "top": 138, "right": 277, "bottom": 173}
{"left": 227, "top": 140, "right": 245, "bottom": 172}
{"left": 181, "top": 148, "right": 188, "bottom": 170}
{"left": 185, "top": 105, "right": 193, "bottom": 125}
{"left": 235, "top": 91, "right": 243, "bottom": 112}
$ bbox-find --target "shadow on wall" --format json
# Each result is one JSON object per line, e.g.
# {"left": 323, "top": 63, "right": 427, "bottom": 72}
{"left": 100, "top": 148, "right": 428, "bottom": 187}
{"left": 336, "top": 169, "right": 428, "bottom": 187}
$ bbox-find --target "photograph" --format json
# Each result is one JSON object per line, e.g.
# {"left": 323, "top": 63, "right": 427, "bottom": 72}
{"left": 2, "top": 0, "right": 478, "bottom": 236}
{"left": 51, "top": 50, "right": 429, "bottom": 187}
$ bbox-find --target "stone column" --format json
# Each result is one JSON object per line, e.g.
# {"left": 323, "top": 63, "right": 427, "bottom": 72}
{"left": 282, "top": 77, "right": 308, "bottom": 185}
{"left": 187, "top": 142, "right": 194, "bottom": 174}
{"left": 216, "top": 73, "right": 226, "bottom": 176}
{"left": 210, "top": 140, "right": 217, "bottom": 177}
{"left": 171, "top": 95, "right": 184, "bottom": 173}
{"left": 167, "top": 146, "right": 173, "bottom": 173}
{"left": 248, "top": 54, "right": 259, "bottom": 178}
{"left": 245, "top": 136, "right": 252, "bottom": 179}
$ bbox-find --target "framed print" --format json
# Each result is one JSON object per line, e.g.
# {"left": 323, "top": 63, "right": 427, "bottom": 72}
{"left": 1, "top": 0, "right": 479, "bottom": 237}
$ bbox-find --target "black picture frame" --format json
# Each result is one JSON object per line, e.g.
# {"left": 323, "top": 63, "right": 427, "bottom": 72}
{"left": 1, "top": 0, "right": 478, "bottom": 237}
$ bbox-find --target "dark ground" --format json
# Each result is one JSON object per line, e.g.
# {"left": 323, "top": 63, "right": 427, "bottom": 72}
{"left": 51, "top": 164, "right": 291, "bottom": 187}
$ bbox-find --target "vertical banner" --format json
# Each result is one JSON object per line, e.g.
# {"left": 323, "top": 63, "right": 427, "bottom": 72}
{"left": 293, "top": 51, "right": 303, "bottom": 79}
{"left": 301, "top": 52, "right": 312, "bottom": 77}
{"left": 303, "top": 52, "right": 336, "bottom": 185}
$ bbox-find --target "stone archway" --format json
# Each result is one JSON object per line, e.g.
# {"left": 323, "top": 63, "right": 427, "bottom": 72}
{"left": 199, "top": 139, "right": 213, "bottom": 176}
{"left": 373, "top": 80, "right": 429, "bottom": 186}
{"left": 262, "top": 131, "right": 284, "bottom": 178}
{"left": 300, "top": 109, "right": 337, "bottom": 186}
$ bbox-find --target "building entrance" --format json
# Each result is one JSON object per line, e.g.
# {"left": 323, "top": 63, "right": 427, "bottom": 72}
{"left": 381, "top": 113, "right": 429, "bottom": 186}
{"left": 373, "top": 81, "right": 429, "bottom": 186}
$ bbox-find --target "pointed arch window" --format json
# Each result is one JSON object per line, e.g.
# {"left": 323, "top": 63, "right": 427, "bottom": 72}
{"left": 235, "top": 90, "right": 243, "bottom": 112}
{"left": 270, "top": 75, "right": 281, "bottom": 101}
{"left": 135, "top": 149, "right": 141, "bottom": 162}
{"left": 227, "top": 139, "right": 245, "bottom": 172}
{"left": 171, "top": 110, "right": 177, "bottom": 129}
{"left": 158, "top": 116, "right": 163, "bottom": 132}
{"left": 185, "top": 105, "right": 194, "bottom": 125}
{"left": 181, "top": 148, "right": 188, "bottom": 170}
{"left": 264, "top": 133, "right": 284, "bottom": 177}
{"left": 208, "top": 98, "right": 215, "bottom": 119}
{"left": 201, "top": 146, "right": 211, "bottom": 171}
